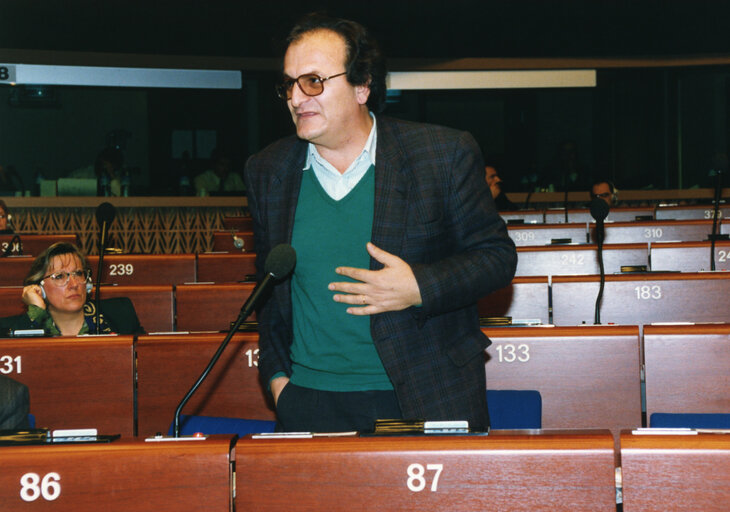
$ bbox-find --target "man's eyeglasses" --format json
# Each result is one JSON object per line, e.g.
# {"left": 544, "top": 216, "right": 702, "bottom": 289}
{"left": 42, "top": 269, "right": 91, "bottom": 287}
{"left": 275, "top": 72, "right": 347, "bottom": 100}
{"left": 592, "top": 192, "right": 612, "bottom": 199}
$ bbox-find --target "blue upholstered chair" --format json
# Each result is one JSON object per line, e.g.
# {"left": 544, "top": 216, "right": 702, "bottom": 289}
{"left": 168, "top": 415, "right": 276, "bottom": 437}
{"left": 169, "top": 390, "right": 542, "bottom": 436}
{"left": 487, "top": 389, "right": 542, "bottom": 430}
{"left": 649, "top": 413, "right": 730, "bottom": 429}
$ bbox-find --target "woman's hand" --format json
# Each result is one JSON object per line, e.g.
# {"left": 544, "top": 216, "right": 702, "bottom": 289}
{"left": 22, "top": 284, "right": 46, "bottom": 309}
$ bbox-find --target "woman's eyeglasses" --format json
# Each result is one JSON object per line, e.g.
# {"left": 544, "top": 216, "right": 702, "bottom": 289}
{"left": 42, "top": 269, "right": 91, "bottom": 287}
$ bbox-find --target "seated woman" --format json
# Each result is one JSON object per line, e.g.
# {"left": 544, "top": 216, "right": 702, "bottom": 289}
{"left": 0, "top": 199, "right": 12, "bottom": 234}
{"left": 0, "top": 242, "right": 144, "bottom": 336}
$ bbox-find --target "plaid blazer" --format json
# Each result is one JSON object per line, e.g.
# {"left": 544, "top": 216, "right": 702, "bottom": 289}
{"left": 244, "top": 116, "right": 516, "bottom": 430}
{"left": 0, "top": 375, "right": 29, "bottom": 430}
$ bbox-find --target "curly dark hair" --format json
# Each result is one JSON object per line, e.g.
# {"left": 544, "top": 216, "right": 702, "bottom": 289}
{"left": 287, "top": 13, "right": 387, "bottom": 113}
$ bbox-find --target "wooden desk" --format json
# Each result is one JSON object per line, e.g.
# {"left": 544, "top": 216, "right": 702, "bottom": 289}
{"left": 100, "top": 285, "right": 174, "bottom": 333}
{"left": 621, "top": 431, "right": 730, "bottom": 511}
{"left": 500, "top": 209, "right": 544, "bottom": 224}
{"left": 483, "top": 325, "right": 642, "bottom": 440}
{"left": 136, "top": 332, "right": 273, "bottom": 437}
{"left": 594, "top": 219, "right": 716, "bottom": 244}
{"left": 175, "top": 283, "right": 256, "bottom": 331}
{"left": 196, "top": 253, "right": 257, "bottom": 283}
{"left": 236, "top": 430, "right": 617, "bottom": 511}
{"left": 649, "top": 240, "right": 730, "bottom": 272}
{"left": 0, "top": 233, "right": 79, "bottom": 257}
{"left": 654, "top": 203, "right": 730, "bottom": 220}
{"left": 545, "top": 207, "right": 655, "bottom": 224}
{"left": 0, "top": 256, "right": 33, "bottom": 286}
{"left": 222, "top": 215, "right": 253, "bottom": 231}
{"left": 507, "top": 223, "right": 588, "bottom": 246}
{"left": 478, "top": 276, "right": 550, "bottom": 324}
{"left": 0, "top": 435, "right": 235, "bottom": 511}
{"left": 0, "top": 337, "right": 134, "bottom": 436}
{"left": 87, "top": 254, "right": 196, "bottom": 286}
{"left": 515, "top": 243, "right": 648, "bottom": 277}
{"left": 551, "top": 272, "right": 730, "bottom": 326}
{"left": 643, "top": 324, "right": 730, "bottom": 418}
{"left": 212, "top": 231, "right": 255, "bottom": 253}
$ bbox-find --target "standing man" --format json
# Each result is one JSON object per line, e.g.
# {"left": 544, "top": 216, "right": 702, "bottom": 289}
{"left": 244, "top": 14, "right": 516, "bottom": 433}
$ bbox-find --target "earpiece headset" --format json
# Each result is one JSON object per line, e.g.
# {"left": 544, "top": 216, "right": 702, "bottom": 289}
{"left": 231, "top": 230, "right": 245, "bottom": 251}
{"left": 607, "top": 181, "right": 618, "bottom": 204}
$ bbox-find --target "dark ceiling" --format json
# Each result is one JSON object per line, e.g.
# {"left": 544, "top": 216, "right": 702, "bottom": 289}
{"left": 2, "top": 0, "right": 730, "bottom": 61}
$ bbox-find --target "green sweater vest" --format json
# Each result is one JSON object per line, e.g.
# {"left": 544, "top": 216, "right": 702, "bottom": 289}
{"left": 289, "top": 166, "right": 392, "bottom": 391}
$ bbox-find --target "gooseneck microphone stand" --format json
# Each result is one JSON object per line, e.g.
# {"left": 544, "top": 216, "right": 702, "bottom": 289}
{"left": 173, "top": 244, "right": 296, "bottom": 437}
{"left": 710, "top": 169, "right": 723, "bottom": 271}
{"left": 590, "top": 198, "right": 610, "bottom": 324}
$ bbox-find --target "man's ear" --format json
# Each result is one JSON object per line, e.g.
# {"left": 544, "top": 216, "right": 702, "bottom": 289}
{"left": 355, "top": 79, "right": 371, "bottom": 105}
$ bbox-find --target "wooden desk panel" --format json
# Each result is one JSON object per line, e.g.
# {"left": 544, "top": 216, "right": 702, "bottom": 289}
{"left": 212, "top": 231, "right": 255, "bottom": 253}
{"left": 593, "top": 219, "right": 715, "bottom": 244}
{"left": 643, "top": 324, "right": 730, "bottom": 418}
{"left": 0, "top": 436, "right": 234, "bottom": 511}
{"left": 621, "top": 431, "right": 730, "bottom": 511}
{"left": 86, "top": 254, "right": 196, "bottom": 286}
{"left": 508, "top": 223, "right": 588, "bottom": 246}
{"left": 0, "top": 234, "right": 79, "bottom": 257}
{"left": 0, "top": 286, "right": 29, "bottom": 319}
{"left": 222, "top": 215, "right": 253, "bottom": 231}
{"left": 552, "top": 272, "right": 730, "bottom": 325}
{"left": 100, "top": 285, "right": 174, "bottom": 333}
{"left": 236, "top": 431, "right": 617, "bottom": 512}
{"left": 545, "top": 207, "right": 655, "bottom": 224}
{"left": 649, "top": 240, "right": 730, "bottom": 272}
{"left": 654, "top": 203, "right": 730, "bottom": 220}
{"left": 478, "top": 276, "right": 550, "bottom": 324}
{"left": 483, "top": 325, "right": 642, "bottom": 438}
{"left": 515, "top": 243, "right": 648, "bottom": 277}
{"left": 136, "top": 333, "right": 273, "bottom": 437}
{"left": 175, "top": 283, "right": 256, "bottom": 331}
{"left": 196, "top": 253, "right": 257, "bottom": 283}
{"left": 0, "top": 256, "right": 34, "bottom": 286}
{"left": 0, "top": 337, "right": 134, "bottom": 436}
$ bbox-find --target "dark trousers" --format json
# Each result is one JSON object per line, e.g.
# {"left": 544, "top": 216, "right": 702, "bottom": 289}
{"left": 275, "top": 382, "right": 402, "bottom": 433}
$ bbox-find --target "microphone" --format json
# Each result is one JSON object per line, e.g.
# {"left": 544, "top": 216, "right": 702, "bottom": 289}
{"left": 709, "top": 168, "right": 726, "bottom": 271}
{"left": 95, "top": 202, "right": 117, "bottom": 333}
{"left": 172, "top": 243, "right": 296, "bottom": 437}
{"left": 96, "top": 202, "right": 116, "bottom": 250}
{"left": 590, "top": 198, "right": 610, "bottom": 324}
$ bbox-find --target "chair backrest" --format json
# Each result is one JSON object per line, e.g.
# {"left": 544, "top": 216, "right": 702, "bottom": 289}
{"left": 649, "top": 412, "right": 730, "bottom": 429}
{"left": 169, "top": 415, "right": 275, "bottom": 437}
{"left": 487, "top": 389, "right": 542, "bottom": 430}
